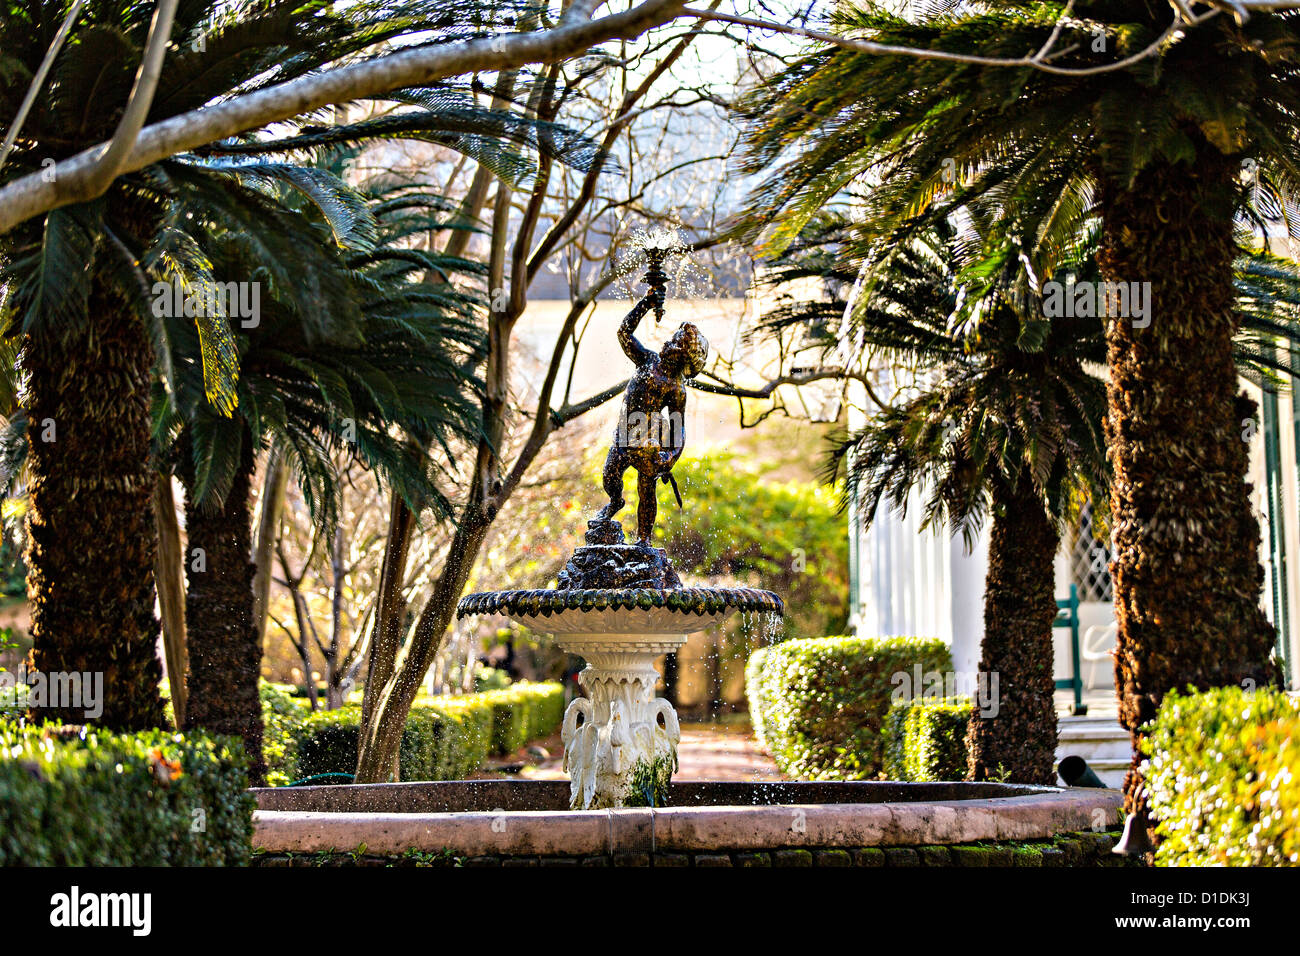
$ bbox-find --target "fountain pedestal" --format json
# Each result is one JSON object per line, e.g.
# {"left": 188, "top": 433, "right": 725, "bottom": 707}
{"left": 556, "top": 633, "right": 683, "bottom": 810}
{"left": 457, "top": 586, "right": 780, "bottom": 810}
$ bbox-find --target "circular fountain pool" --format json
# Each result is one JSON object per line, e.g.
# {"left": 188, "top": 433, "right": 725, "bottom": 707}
{"left": 251, "top": 780, "right": 1125, "bottom": 865}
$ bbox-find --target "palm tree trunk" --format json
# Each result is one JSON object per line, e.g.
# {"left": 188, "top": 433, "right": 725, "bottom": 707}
{"left": 1098, "top": 141, "right": 1279, "bottom": 820}
{"left": 23, "top": 277, "right": 166, "bottom": 729}
{"left": 968, "top": 478, "right": 1059, "bottom": 785}
{"left": 181, "top": 427, "right": 265, "bottom": 784}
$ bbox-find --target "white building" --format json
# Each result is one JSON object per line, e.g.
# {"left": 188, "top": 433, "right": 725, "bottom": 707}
{"left": 846, "top": 374, "right": 1300, "bottom": 703}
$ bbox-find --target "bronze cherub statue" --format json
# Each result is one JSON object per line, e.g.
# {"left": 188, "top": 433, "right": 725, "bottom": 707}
{"left": 593, "top": 248, "right": 708, "bottom": 547}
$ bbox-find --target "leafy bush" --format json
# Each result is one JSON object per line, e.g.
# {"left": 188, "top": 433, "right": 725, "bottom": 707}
{"left": 747, "top": 636, "right": 952, "bottom": 779}
{"left": 481, "top": 682, "right": 566, "bottom": 755}
{"left": 265, "top": 682, "right": 564, "bottom": 784}
{"left": 293, "top": 708, "right": 366, "bottom": 781}
{"left": 260, "top": 682, "right": 309, "bottom": 787}
{"left": 883, "top": 696, "right": 973, "bottom": 781}
{"left": 745, "top": 647, "right": 772, "bottom": 741}
{"left": 0, "top": 722, "right": 254, "bottom": 865}
{"left": 415, "top": 695, "right": 492, "bottom": 780}
{"left": 1143, "top": 685, "right": 1300, "bottom": 866}
{"left": 474, "top": 666, "right": 513, "bottom": 692}
{"left": 660, "top": 451, "right": 849, "bottom": 641}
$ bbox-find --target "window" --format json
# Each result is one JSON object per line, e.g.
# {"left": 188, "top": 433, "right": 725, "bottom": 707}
{"left": 1069, "top": 500, "right": 1112, "bottom": 603}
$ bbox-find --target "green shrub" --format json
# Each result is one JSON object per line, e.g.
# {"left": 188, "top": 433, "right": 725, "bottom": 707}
{"left": 416, "top": 696, "right": 493, "bottom": 779}
{"left": 261, "top": 682, "right": 309, "bottom": 787}
{"left": 1143, "top": 685, "right": 1300, "bottom": 866}
{"left": 265, "top": 682, "right": 564, "bottom": 783}
{"left": 883, "top": 696, "right": 973, "bottom": 781}
{"left": 745, "top": 646, "right": 773, "bottom": 741}
{"left": 0, "top": 722, "right": 254, "bottom": 865}
{"left": 483, "top": 688, "right": 530, "bottom": 755}
{"left": 293, "top": 709, "right": 364, "bottom": 781}
{"left": 481, "top": 682, "right": 566, "bottom": 755}
{"left": 747, "top": 635, "right": 952, "bottom": 780}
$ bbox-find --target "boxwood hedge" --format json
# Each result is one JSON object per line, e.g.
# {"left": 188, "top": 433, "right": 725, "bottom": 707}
{"left": 1143, "top": 685, "right": 1299, "bottom": 866}
{"left": 267, "top": 681, "right": 564, "bottom": 784}
{"left": 746, "top": 636, "right": 952, "bottom": 779}
{"left": 883, "top": 696, "right": 973, "bottom": 782}
{"left": 481, "top": 683, "right": 567, "bottom": 756}
{"left": 0, "top": 722, "right": 255, "bottom": 866}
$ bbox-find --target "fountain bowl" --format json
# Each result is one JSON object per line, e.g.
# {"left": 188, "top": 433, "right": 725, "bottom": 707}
{"left": 456, "top": 586, "right": 783, "bottom": 625}
{"left": 457, "top": 585, "right": 782, "bottom": 810}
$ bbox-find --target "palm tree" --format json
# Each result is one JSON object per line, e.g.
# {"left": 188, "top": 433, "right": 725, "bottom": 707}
{"left": 734, "top": 0, "right": 1298, "bottom": 814}
{"left": 759, "top": 209, "right": 1300, "bottom": 783}
{"left": 0, "top": 0, "right": 586, "bottom": 729}
{"left": 805, "top": 221, "right": 1110, "bottom": 783}
{"left": 150, "top": 164, "right": 484, "bottom": 781}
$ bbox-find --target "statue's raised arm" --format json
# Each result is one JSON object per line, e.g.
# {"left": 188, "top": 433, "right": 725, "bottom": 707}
{"left": 617, "top": 288, "right": 662, "bottom": 367}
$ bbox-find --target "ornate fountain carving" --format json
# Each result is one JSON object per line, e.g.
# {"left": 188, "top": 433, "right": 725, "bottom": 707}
{"left": 458, "top": 237, "right": 781, "bottom": 810}
{"left": 560, "top": 640, "right": 682, "bottom": 809}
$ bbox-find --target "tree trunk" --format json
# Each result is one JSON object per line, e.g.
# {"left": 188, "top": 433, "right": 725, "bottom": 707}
{"left": 1098, "top": 141, "right": 1279, "bottom": 821}
{"left": 360, "top": 493, "right": 414, "bottom": 727}
{"left": 355, "top": 508, "right": 491, "bottom": 782}
{"left": 23, "top": 276, "right": 166, "bottom": 729}
{"left": 967, "top": 479, "right": 1059, "bottom": 785}
{"left": 327, "top": 524, "right": 345, "bottom": 709}
{"left": 153, "top": 474, "right": 188, "bottom": 726}
{"left": 359, "top": 122, "right": 505, "bottom": 732}
{"left": 181, "top": 428, "right": 265, "bottom": 784}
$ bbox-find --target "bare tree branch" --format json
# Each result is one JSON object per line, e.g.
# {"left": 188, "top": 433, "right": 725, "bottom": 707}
{"left": 0, "top": 0, "right": 87, "bottom": 172}
{"left": 75, "top": 0, "right": 179, "bottom": 202}
{"left": 679, "top": 4, "right": 1222, "bottom": 77}
{"left": 0, "top": 0, "right": 689, "bottom": 234}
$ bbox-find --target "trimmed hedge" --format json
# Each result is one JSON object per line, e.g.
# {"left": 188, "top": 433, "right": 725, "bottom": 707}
{"left": 266, "top": 682, "right": 564, "bottom": 784}
{"left": 883, "top": 696, "right": 973, "bottom": 782}
{"left": 1143, "top": 685, "right": 1300, "bottom": 867}
{"left": 746, "top": 636, "right": 952, "bottom": 780}
{"left": 745, "top": 647, "right": 772, "bottom": 743}
{"left": 0, "top": 722, "right": 254, "bottom": 865}
{"left": 482, "top": 682, "right": 566, "bottom": 755}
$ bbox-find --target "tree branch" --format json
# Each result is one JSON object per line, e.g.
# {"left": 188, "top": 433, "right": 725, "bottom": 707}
{"left": 0, "top": 0, "right": 688, "bottom": 234}
{"left": 73, "top": 0, "right": 179, "bottom": 203}
{"left": 678, "top": 4, "right": 1221, "bottom": 77}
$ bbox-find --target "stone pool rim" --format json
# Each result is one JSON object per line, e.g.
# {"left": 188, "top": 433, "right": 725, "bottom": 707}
{"left": 251, "top": 780, "right": 1123, "bottom": 857}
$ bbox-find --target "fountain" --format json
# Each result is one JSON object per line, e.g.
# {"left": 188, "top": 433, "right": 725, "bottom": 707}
{"left": 458, "top": 239, "right": 782, "bottom": 809}
{"left": 250, "top": 236, "right": 1124, "bottom": 866}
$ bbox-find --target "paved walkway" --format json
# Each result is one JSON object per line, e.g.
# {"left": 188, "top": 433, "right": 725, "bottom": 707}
{"left": 517, "top": 721, "right": 785, "bottom": 782}
{"left": 1054, "top": 687, "right": 1119, "bottom": 719}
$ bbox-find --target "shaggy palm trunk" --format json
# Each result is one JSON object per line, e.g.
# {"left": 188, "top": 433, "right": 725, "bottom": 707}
{"left": 23, "top": 276, "right": 166, "bottom": 729}
{"left": 1098, "top": 141, "right": 1278, "bottom": 823}
{"left": 967, "top": 480, "right": 1060, "bottom": 784}
{"left": 181, "top": 430, "right": 265, "bottom": 784}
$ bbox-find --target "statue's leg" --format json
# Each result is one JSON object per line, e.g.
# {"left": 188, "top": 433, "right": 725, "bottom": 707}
{"left": 635, "top": 469, "right": 658, "bottom": 545}
{"left": 594, "top": 447, "right": 628, "bottom": 520}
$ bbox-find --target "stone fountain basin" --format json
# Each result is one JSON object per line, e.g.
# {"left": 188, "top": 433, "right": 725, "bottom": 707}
{"left": 456, "top": 586, "right": 783, "bottom": 628}
{"left": 251, "top": 781, "right": 1123, "bottom": 859}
